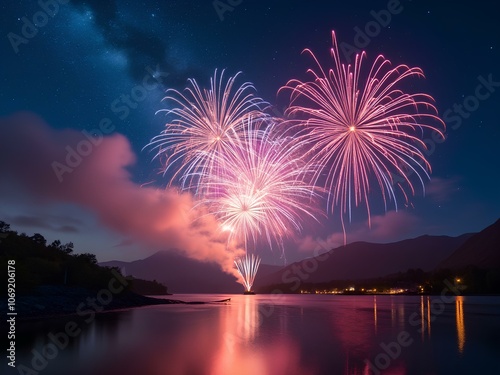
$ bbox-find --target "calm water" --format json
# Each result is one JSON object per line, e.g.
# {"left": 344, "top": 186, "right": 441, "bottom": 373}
{"left": 14, "top": 295, "right": 500, "bottom": 375}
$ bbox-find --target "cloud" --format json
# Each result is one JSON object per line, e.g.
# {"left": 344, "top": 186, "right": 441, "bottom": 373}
{"left": 297, "top": 211, "right": 420, "bottom": 253}
{"left": 0, "top": 112, "right": 243, "bottom": 277}
{"left": 59, "top": 225, "right": 80, "bottom": 233}
{"left": 425, "top": 176, "right": 461, "bottom": 202}
{"left": 6, "top": 214, "right": 80, "bottom": 234}
{"left": 113, "top": 238, "right": 135, "bottom": 248}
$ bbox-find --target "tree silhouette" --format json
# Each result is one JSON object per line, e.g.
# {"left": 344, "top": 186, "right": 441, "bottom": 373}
{"left": 30, "top": 233, "right": 47, "bottom": 246}
{"left": 76, "top": 252, "right": 97, "bottom": 264}
{"left": 0, "top": 220, "right": 10, "bottom": 233}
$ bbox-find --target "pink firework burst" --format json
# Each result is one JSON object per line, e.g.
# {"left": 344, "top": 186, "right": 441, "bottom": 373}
{"left": 201, "top": 118, "right": 319, "bottom": 255}
{"left": 281, "top": 31, "right": 445, "bottom": 236}
{"left": 146, "top": 69, "right": 268, "bottom": 195}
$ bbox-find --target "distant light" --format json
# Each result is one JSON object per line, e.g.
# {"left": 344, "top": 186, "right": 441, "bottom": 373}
{"left": 349, "top": 126, "right": 356, "bottom": 132}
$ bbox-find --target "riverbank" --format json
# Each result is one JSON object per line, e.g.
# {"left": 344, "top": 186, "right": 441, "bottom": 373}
{"left": 1, "top": 285, "right": 229, "bottom": 320}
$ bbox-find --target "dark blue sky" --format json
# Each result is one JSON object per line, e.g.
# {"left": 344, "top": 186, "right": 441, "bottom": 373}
{"left": 1, "top": 0, "right": 499, "bottom": 264}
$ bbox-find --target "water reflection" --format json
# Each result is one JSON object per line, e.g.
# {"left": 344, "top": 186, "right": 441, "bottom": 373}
{"left": 391, "top": 298, "right": 396, "bottom": 327}
{"left": 418, "top": 296, "right": 432, "bottom": 341}
{"left": 330, "top": 297, "right": 377, "bottom": 354}
{"left": 455, "top": 296, "right": 466, "bottom": 353}
{"left": 426, "top": 296, "right": 432, "bottom": 338}
{"left": 14, "top": 295, "right": 499, "bottom": 375}
{"left": 213, "top": 296, "right": 314, "bottom": 375}
{"left": 420, "top": 295, "right": 425, "bottom": 341}
{"left": 234, "top": 294, "right": 258, "bottom": 341}
{"left": 398, "top": 302, "right": 405, "bottom": 330}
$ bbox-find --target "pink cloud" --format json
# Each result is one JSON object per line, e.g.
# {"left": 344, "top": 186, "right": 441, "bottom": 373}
{"left": 0, "top": 112, "right": 243, "bottom": 277}
{"left": 425, "top": 176, "right": 460, "bottom": 202}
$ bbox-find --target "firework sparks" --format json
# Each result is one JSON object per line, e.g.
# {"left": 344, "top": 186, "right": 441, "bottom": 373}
{"left": 234, "top": 254, "right": 261, "bottom": 292}
{"left": 146, "top": 69, "right": 268, "bottom": 195}
{"left": 146, "top": 70, "right": 319, "bottom": 291}
{"left": 281, "top": 31, "right": 445, "bottom": 237}
{"left": 200, "top": 118, "right": 319, "bottom": 254}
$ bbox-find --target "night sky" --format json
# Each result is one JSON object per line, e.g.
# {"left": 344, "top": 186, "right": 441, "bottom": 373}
{"left": 1, "top": 0, "right": 499, "bottom": 266}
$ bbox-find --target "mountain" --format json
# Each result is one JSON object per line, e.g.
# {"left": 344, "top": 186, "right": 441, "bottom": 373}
{"left": 438, "top": 219, "right": 500, "bottom": 270}
{"left": 255, "top": 234, "right": 473, "bottom": 290}
{"left": 100, "top": 232, "right": 476, "bottom": 294}
{"left": 100, "top": 250, "right": 283, "bottom": 293}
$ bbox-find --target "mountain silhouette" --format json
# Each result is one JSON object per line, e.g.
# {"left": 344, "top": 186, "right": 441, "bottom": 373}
{"left": 255, "top": 234, "right": 473, "bottom": 288}
{"left": 100, "top": 250, "right": 282, "bottom": 293}
{"left": 438, "top": 218, "right": 500, "bottom": 270}
{"left": 101, "top": 231, "right": 477, "bottom": 293}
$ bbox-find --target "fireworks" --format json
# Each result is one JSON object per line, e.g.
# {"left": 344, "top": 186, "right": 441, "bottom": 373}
{"left": 146, "top": 69, "right": 267, "bottom": 194}
{"left": 201, "top": 118, "right": 319, "bottom": 253}
{"left": 281, "top": 31, "right": 444, "bottom": 235}
{"left": 147, "top": 71, "right": 317, "bottom": 292}
{"left": 234, "top": 254, "right": 261, "bottom": 292}
{"left": 146, "top": 31, "right": 444, "bottom": 290}
{"left": 197, "top": 117, "right": 318, "bottom": 291}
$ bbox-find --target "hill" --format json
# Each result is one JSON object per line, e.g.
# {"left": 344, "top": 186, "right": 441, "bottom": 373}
{"left": 256, "top": 234, "right": 473, "bottom": 290}
{"left": 100, "top": 250, "right": 283, "bottom": 293}
{"left": 101, "top": 235, "right": 472, "bottom": 293}
{"left": 438, "top": 219, "right": 500, "bottom": 270}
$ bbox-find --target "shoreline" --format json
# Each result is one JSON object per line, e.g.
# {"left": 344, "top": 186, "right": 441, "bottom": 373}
{"left": 2, "top": 285, "right": 230, "bottom": 321}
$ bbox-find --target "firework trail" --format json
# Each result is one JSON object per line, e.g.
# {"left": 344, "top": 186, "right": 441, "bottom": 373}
{"left": 281, "top": 31, "right": 444, "bottom": 238}
{"left": 234, "top": 254, "right": 261, "bottom": 292}
{"left": 146, "top": 69, "right": 268, "bottom": 195}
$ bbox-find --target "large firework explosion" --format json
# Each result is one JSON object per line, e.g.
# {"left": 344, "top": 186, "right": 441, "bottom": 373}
{"left": 201, "top": 117, "right": 319, "bottom": 253}
{"left": 147, "top": 71, "right": 318, "bottom": 292}
{"left": 147, "top": 31, "right": 444, "bottom": 288}
{"left": 281, "top": 31, "right": 445, "bottom": 237}
{"left": 198, "top": 117, "right": 319, "bottom": 290}
{"left": 146, "top": 69, "right": 268, "bottom": 195}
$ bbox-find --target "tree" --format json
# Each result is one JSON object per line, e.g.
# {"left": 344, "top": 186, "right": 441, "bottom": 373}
{"left": 0, "top": 220, "right": 10, "bottom": 233}
{"left": 49, "top": 240, "right": 73, "bottom": 254}
{"left": 76, "top": 253, "right": 97, "bottom": 265}
{"left": 30, "top": 233, "right": 47, "bottom": 246}
{"left": 49, "top": 239, "right": 62, "bottom": 250}
{"left": 61, "top": 242, "right": 74, "bottom": 254}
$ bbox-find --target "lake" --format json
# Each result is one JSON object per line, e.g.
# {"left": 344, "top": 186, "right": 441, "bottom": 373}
{"left": 14, "top": 294, "right": 500, "bottom": 375}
